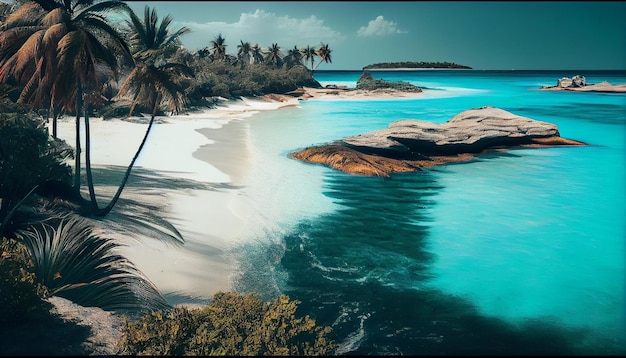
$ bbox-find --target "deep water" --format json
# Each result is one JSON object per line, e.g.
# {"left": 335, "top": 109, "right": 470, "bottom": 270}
{"left": 230, "top": 70, "right": 626, "bottom": 355}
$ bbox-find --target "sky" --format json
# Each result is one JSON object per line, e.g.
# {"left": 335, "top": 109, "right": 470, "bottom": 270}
{"left": 122, "top": 1, "right": 623, "bottom": 70}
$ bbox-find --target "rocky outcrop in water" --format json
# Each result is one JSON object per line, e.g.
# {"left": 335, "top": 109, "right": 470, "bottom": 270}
{"left": 290, "top": 106, "right": 585, "bottom": 176}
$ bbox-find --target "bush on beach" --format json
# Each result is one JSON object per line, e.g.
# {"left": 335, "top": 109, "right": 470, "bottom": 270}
{"left": 0, "top": 237, "right": 50, "bottom": 324}
{"left": 118, "top": 291, "right": 334, "bottom": 356}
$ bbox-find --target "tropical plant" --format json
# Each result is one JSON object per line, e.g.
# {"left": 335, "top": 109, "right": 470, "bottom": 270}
{"left": 237, "top": 40, "right": 251, "bottom": 68}
{"left": 313, "top": 43, "right": 332, "bottom": 71}
{"left": 264, "top": 43, "right": 283, "bottom": 68}
{"left": 301, "top": 45, "right": 317, "bottom": 72}
{"left": 0, "top": 0, "right": 133, "bottom": 199}
{"left": 14, "top": 213, "right": 169, "bottom": 312}
{"left": 0, "top": 237, "right": 50, "bottom": 324}
{"left": 83, "top": 5, "right": 193, "bottom": 217}
{"left": 283, "top": 45, "right": 302, "bottom": 69}
{"left": 118, "top": 291, "right": 335, "bottom": 355}
{"left": 251, "top": 43, "right": 264, "bottom": 65}
{"left": 0, "top": 110, "right": 73, "bottom": 238}
{"left": 210, "top": 33, "right": 227, "bottom": 62}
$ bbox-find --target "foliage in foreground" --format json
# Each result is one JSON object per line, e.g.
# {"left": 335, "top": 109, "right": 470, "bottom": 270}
{"left": 14, "top": 213, "right": 170, "bottom": 313}
{"left": 118, "top": 291, "right": 335, "bottom": 356}
{"left": 0, "top": 110, "right": 73, "bottom": 230}
{"left": 0, "top": 237, "right": 50, "bottom": 324}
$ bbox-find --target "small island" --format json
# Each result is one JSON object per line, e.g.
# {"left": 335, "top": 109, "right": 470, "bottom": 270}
{"left": 363, "top": 61, "right": 472, "bottom": 70}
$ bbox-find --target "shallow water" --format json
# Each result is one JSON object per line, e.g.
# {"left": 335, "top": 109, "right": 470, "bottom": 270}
{"left": 227, "top": 70, "right": 625, "bottom": 354}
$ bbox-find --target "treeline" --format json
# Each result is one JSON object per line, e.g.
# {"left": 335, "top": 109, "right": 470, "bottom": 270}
{"left": 363, "top": 61, "right": 472, "bottom": 69}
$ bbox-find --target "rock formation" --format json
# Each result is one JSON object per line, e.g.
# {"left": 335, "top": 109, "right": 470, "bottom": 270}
{"left": 557, "top": 75, "right": 586, "bottom": 88}
{"left": 290, "top": 106, "right": 586, "bottom": 176}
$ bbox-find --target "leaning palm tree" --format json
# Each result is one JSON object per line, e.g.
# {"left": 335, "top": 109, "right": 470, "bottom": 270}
{"left": 301, "top": 45, "right": 317, "bottom": 72}
{"left": 237, "top": 40, "right": 251, "bottom": 68}
{"left": 0, "top": 0, "right": 133, "bottom": 199}
{"left": 264, "top": 43, "right": 283, "bottom": 68}
{"left": 97, "top": 5, "right": 193, "bottom": 217}
{"left": 313, "top": 43, "right": 332, "bottom": 71}
{"left": 210, "top": 33, "right": 227, "bottom": 62}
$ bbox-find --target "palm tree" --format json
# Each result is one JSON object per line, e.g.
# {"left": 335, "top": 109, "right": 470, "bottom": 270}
{"left": 99, "top": 5, "right": 193, "bottom": 217}
{"left": 284, "top": 45, "right": 303, "bottom": 69}
{"left": 264, "top": 43, "right": 283, "bottom": 68}
{"left": 210, "top": 33, "right": 227, "bottom": 61}
{"left": 314, "top": 43, "right": 332, "bottom": 71}
{"left": 301, "top": 45, "right": 317, "bottom": 72}
{"left": 251, "top": 43, "right": 264, "bottom": 65}
{"left": 237, "top": 40, "right": 251, "bottom": 68}
{"left": 0, "top": 0, "right": 133, "bottom": 199}
{"left": 0, "top": 2, "right": 62, "bottom": 136}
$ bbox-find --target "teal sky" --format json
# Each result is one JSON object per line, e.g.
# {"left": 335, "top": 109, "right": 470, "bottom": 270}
{"left": 124, "top": 1, "right": 626, "bottom": 70}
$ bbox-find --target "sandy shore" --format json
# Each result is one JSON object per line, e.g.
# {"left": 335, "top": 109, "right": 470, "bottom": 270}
{"left": 49, "top": 97, "right": 299, "bottom": 305}
{"left": 46, "top": 86, "right": 426, "bottom": 306}
{"left": 297, "top": 86, "right": 425, "bottom": 100}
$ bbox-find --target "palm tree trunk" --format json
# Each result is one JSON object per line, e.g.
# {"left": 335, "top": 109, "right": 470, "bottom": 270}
{"left": 52, "top": 105, "right": 60, "bottom": 139}
{"left": 94, "top": 115, "right": 155, "bottom": 217}
{"left": 52, "top": 117, "right": 57, "bottom": 138}
{"left": 73, "top": 86, "right": 83, "bottom": 195}
{"left": 94, "top": 94, "right": 161, "bottom": 217}
{"left": 83, "top": 99, "right": 99, "bottom": 210}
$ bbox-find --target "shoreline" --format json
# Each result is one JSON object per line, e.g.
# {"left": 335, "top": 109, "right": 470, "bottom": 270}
{"left": 42, "top": 84, "right": 501, "bottom": 304}
{"left": 296, "top": 86, "right": 425, "bottom": 100}
{"left": 48, "top": 96, "right": 299, "bottom": 304}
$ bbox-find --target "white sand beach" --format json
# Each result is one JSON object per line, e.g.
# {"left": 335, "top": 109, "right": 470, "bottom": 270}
{"left": 49, "top": 96, "right": 300, "bottom": 305}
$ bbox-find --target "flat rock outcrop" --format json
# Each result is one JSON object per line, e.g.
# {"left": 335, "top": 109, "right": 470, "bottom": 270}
{"left": 540, "top": 81, "right": 626, "bottom": 93}
{"left": 290, "top": 106, "right": 585, "bottom": 176}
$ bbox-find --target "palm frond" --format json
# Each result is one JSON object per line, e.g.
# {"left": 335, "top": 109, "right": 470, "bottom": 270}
{"left": 3, "top": 2, "right": 44, "bottom": 24}
{"left": 73, "top": 0, "right": 130, "bottom": 21}
{"left": 15, "top": 214, "right": 170, "bottom": 313}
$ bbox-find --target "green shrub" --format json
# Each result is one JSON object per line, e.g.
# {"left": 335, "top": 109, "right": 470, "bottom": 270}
{"left": 118, "top": 291, "right": 334, "bottom": 356}
{"left": 0, "top": 237, "right": 50, "bottom": 324}
{"left": 0, "top": 111, "right": 73, "bottom": 227}
{"left": 211, "top": 82, "right": 231, "bottom": 99}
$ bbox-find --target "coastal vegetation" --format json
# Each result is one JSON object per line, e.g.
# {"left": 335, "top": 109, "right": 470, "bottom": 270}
{"left": 118, "top": 292, "right": 334, "bottom": 355}
{"left": 356, "top": 71, "right": 422, "bottom": 92}
{"left": 0, "top": 0, "right": 334, "bottom": 354}
{"left": 363, "top": 61, "right": 471, "bottom": 69}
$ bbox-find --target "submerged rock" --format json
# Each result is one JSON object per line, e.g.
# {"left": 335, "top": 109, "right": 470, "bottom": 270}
{"left": 290, "top": 106, "right": 585, "bottom": 177}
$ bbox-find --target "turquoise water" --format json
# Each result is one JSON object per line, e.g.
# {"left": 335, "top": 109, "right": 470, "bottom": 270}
{"left": 230, "top": 70, "right": 626, "bottom": 354}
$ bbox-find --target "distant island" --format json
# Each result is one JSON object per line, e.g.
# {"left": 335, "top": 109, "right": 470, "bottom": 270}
{"left": 363, "top": 61, "right": 472, "bottom": 70}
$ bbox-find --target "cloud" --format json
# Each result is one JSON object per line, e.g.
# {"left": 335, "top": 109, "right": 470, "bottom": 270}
{"left": 174, "top": 9, "right": 344, "bottom": 51}
{"left": 357, "top": 15, "right": 407, "bottom": 37}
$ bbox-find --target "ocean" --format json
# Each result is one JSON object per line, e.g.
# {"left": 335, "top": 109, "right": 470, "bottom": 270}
{"left": 224, "top": 70, "right": 625, "bottom": 355}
